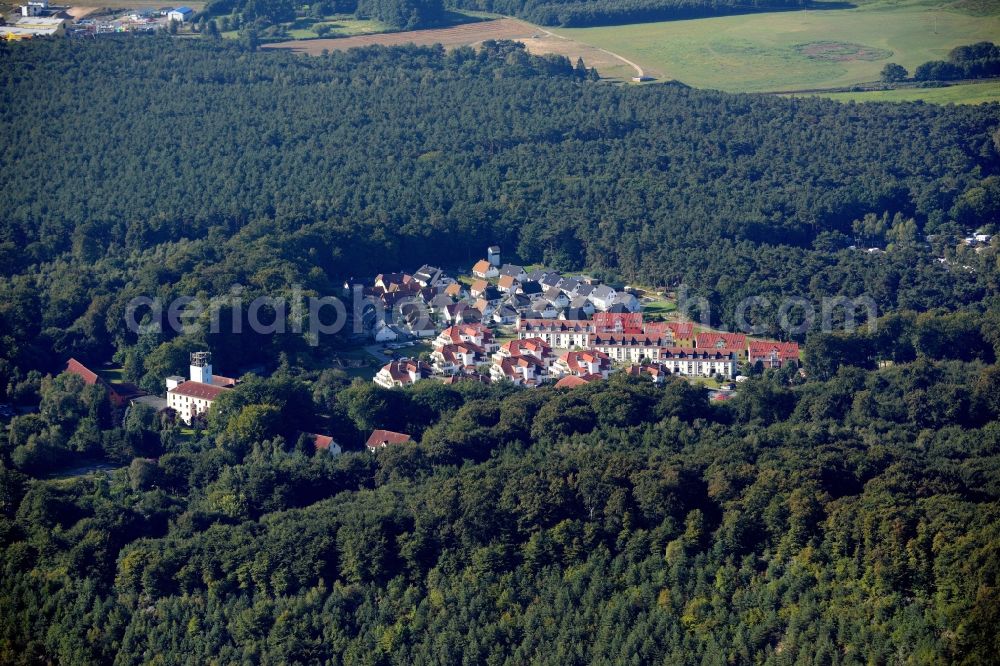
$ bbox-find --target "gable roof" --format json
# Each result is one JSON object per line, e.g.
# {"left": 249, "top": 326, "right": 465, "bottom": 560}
{"left": 519, "top": 280, "right": 542, "bottom": 295}
{"left": 747, "top": 340, "right": 800, "bottom": 361}
{"left": 555, "top": 375, "right": 590, "bottom": 388}
{"left": 696, "top": 332, "right": 747, "bottom": 350}
{"left": 65, "top": 358, "right": 146, "bottom": 401}
{"left": 366, "top": 429, "right": 412, "bottom": 449}
{"left": 499, "top": 264, "right": 524, "bottom": 277}
{"left": 561, "top": 307, "right": 589, "bottom": 320}
{"left": 526, "top": 269, "right": 548, "bottom": 282}
{"left": 497, "top": 275, "right": 517, "bottom": 290}
{"left": 379, "top": 358, "right": 432, "bottom": 383}
{"left": 304, "top": 433, "right": 337, "bottom": 451}
{"left": 413, "top": 265, "right": 441, "bottom": 282}
{"left": 66, "top": 358, "right": 99, "bottom": 385}
{"left": 644, "top": 322, "right": 694, "bottom": 340}
{"left": 593, "top": 312, "right": 643, "bottom": 334}
{"left": 559, "top": 277, "right": 580, "bottom": 293}
{"left": 472, "top": 259, "right": 492, "bottom": 274}
{"left": 481, "top": 286, "right": 502, "bottom": 301}
{"left": 168, "top": 380, "right": 228, "bottom": 400}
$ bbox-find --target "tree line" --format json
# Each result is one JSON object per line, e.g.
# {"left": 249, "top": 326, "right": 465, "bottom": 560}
{"left": 882, "top": 41, "right": 1000, "bottom": 83}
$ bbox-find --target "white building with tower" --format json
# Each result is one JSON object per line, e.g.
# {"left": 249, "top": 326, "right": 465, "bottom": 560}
{"left": 488, "top": 245, "right": 501, "bottom": 267}
{"left": 165, "top": 352, "right": 237, "bottom": 424}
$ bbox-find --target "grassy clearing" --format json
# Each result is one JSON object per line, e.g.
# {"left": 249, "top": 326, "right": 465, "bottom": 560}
{"left": 98, "top": 366, "right": 125, "bottom": 383}
{"left": 807, "top": 80, "right": 1000, "bottom": 104}
{"left": 284, "top": 16, "right": 393, "bottom": 39}
{"left": 555, "top": 0, "right": 1000, "bottom": 93}
{"left": 642, "top": 298, "right": 676, "bottom": 320}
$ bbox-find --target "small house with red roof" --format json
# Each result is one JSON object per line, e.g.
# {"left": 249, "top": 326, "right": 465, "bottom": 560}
{"left": 64, "top": 358, "right": 145, "bottom": 408}
{"left": 366, "top": 429, "right": 412, "bottom": 452}
{"left": 304, "top": 432, "right": 342, "bottom": 455}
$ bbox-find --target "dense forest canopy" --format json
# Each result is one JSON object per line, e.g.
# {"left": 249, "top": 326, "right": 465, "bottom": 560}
{"left": 914, "top": 41, "right": 1000, "bottom": 82}
{"left": 1, "top": 325, "right": 999, "bottom": 662}
{"left": 1, "top": 38, "right": 998, "bottom": 386}
{"left": 203, "top": 0, "right": 448, "bottom": 30}
{"left": 1, "top": 32, "right": 999, "bottom": 665}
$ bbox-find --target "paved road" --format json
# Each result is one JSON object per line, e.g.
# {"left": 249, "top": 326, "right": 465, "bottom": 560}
{"left": 364, "top": 345, "right": 394, "bottom": 364}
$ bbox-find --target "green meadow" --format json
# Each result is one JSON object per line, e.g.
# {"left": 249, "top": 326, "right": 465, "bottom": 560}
{"left": 556, "top": 0, "right": 1000, "bottom": 93}
{"left": 808, "top": 80, "right": 1000, "bottom": 103}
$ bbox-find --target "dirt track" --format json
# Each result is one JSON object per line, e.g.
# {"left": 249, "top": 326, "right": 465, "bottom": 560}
{"left": 263, "top": 18, "right": 638, "bottom": 80}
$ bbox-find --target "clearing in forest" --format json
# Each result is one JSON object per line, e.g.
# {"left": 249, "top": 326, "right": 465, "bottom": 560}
{"left": 553, "top": 0, "right": 1000, "bottom": 93}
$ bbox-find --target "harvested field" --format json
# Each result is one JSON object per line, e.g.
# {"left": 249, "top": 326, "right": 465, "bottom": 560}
{"left": 264, "top": 18, "right": 639, "bottom": 80}
{"left": 66, "top": 6, "right": 98, "bottom": 19}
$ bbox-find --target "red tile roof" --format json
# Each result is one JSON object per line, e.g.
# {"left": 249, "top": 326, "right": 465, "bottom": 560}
{"left": 559, "top": 349, "right": 611, "bottom": 375}
{"left": 366, "top": 429, "right": 412, "bottom": 450}
{"left": 472, "top": 260, "right": 492, "bottom": 274}
{"left": 306, "top": 433, "right": 336, "bottom": 450}
{"left": 65, "top": 358, "right": 146, "bottom": 404}
{"left": 65, "top": 358, "right": 99, "bottom": 385}
{"left": 211, "top": 374, "right": 237, "bottom": 388}
{"left": 168, "top": 380, "right": 229, "bottom": 400}
{"left": 499, "top": 338, "right": 552, "bottom": 360}
{"left": 643, "top": 322, "right": 694, "bottom": 340}
{"left": 593, "top": 312, "right": 644, "bottom": 334}
{"left": 696, "top": 332, "right": 747, "bottom": 350}
{"left": 555, "top": 375, "right": 590, "bottom": 388}
{"left": 747, "top": 341, "right": 801, "bottom": 362}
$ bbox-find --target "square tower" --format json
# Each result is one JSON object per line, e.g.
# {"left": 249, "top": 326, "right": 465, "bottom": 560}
{"left": 190, "top": 351, "right": 213, "bottom": 385}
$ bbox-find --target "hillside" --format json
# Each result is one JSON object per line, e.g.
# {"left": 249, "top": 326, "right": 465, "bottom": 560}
{"left": 1, "top": 38, "right": 999, "bottom": 664}
{"left": 1, "top": 39, "right": 998, "bottom": 382}
{"left": 2, "top": 317, "right": 1000, "bottom": 662}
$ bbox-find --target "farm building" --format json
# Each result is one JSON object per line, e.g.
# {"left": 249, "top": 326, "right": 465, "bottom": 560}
{"left": 167, "top": 6, "right": 193, "bottom": 22}
{"left": 1, "top": 16, "right": 66, "bottom": 39}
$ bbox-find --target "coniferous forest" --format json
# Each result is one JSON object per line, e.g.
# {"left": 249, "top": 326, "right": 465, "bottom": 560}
{"left": 0, "top": 37, "right": 999, "bottom": 664}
